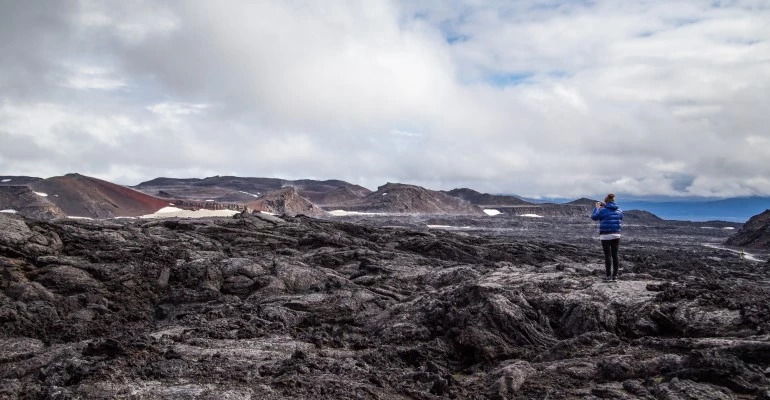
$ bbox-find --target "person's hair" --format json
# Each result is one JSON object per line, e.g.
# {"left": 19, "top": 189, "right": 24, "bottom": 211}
{"left": 604, "top": 193, "right": 615, "bottom": 204}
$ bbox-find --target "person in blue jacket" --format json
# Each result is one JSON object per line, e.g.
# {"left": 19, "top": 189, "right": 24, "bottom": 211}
{"left": 591, "top": 193, "right": 623, "bottom": 281}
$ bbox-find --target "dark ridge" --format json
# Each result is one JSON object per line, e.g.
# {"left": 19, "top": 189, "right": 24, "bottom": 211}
{"left": 725, "top": 209, "right": 770, "bottom": 249}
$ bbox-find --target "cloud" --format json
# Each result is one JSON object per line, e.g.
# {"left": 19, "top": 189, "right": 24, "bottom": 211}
{"left": 0, "top": 0, "right": 769, "bottom": 198}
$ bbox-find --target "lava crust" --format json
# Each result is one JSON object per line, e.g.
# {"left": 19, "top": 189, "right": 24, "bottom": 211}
{"left": 1, "top": 213, "right": 769, "bottom": 399}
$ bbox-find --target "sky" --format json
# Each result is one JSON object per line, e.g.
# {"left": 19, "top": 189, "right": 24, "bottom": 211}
{"left": 1, "top": 0, "right": 769, "bottom": 199}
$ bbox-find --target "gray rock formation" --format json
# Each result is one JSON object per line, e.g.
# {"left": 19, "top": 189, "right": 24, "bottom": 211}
{"left": 1, "top": 212, "right": 768, "bottom": 399}
{"left": 246, "top": 186, "right": 327, "bottom": 217}
{"left": 0, "top": 186, "right": 67, "bottom": 220}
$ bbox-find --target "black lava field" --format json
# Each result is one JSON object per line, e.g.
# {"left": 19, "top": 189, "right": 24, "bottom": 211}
{"left": 1, "top": 212, "right": 769, "bottom": 399}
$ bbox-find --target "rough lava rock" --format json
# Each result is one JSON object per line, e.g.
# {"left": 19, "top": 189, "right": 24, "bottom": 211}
{"left": 1, "top": 212, "right": 769, "bottom": 399}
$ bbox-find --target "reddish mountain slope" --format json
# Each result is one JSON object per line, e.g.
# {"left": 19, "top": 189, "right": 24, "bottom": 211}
{"left": 30, "top": 173, "right": 169, "bottom": 218}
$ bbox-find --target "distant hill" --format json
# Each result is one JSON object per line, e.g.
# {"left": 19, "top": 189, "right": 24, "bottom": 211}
{"left": 29, "top": 173, "right": 168, "bottom": 218}
{"left": 622, "top": 209, "right": 664, "bottom": 222}
{"left": 444, "top": 188, "right": 531, "bottom": 206}
{"left": 333, "top": 183, "right": 485, "bottom": 215}
{"left": 245, "top": 187, "right": 327, "bottom": 217}
{"left": 725, "top": 209, "right": 770, "bottom": 249}
{"left": 568, "top": 198, "right": 599, "bottom": 206}
{"left": 134, "top": 176, "right": 369, "bottom": 205}
{"left": 309, "top": 186, "right": 369, "bottom": 206}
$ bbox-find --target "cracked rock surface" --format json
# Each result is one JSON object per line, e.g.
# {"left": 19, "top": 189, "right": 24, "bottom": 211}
{"left": 1, "top": 212, "right": 769, "bottom": 399}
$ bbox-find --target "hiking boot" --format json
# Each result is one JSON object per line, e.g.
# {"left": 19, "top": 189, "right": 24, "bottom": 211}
{"left": 611, "top": 275, "right": 617, "bottom": 282}
{"left": 603, "top": 276, "right": 612, "bottom": 282}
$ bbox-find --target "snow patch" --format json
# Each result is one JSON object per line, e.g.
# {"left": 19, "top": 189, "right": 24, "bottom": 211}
{"left": 519, "top": 214, "right": 543, "bottom": 218}
{"left": 34, "top": 192, "right": 48, "bottom": 197}
{"left": 483, "top": 209, "right": 501, "bottom": 216}
{"left": 238, "top": 191, "right": 260, "bottom": 198}
{"left": 722, "top": 227, "right": 735, "bottom": 230}
{"left": 156, "top": 206, "right": 185, "bottom": 213}
{"left": 382, "top": 193, "right": 388, "bottom": 195}
{"left": 0, "top": 209, "right": 18, "bottom": 214}
{"left": 140, "top": 209, "right": 240, "bottom": 219}
{"left": 427, "top": 225, "right": 472, "bottom": 230}
{"left": 67, "top": 216, "right": 93, "bottom": 220}
{"left": 205, "top": 199, "right": 215, "bottom": 202}
{"left": 1, "top": 179, "right": 10, "bottom": 182}
{"left": 329, "top": 210, "right": 386, "bottom": 216}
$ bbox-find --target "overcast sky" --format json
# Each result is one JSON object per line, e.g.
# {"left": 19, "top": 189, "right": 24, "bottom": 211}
{"left": 1, "top": 0, "right": 769, "bottom": 198}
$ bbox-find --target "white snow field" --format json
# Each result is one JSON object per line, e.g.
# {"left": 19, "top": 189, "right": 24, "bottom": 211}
{"left": 140, "top": 208, "right": 240, "bottom": 219}
{"left": 519, "top": 214, "right": 544, "bottom": 218}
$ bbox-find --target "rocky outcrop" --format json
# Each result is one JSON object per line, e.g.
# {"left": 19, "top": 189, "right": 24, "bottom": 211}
{"left": 336, "top": 183, "right": 486, "bottom": 215}
{"left": 28, "top": 173, "right": 168, "bottom": 218}
{"left": 246, "top": 186, "right": 327, "bottom": 217}
{"left": 0, "top": 186, "right": 67, "bottom": 220}
{"left": 726, "top": 209, "right": 770, "bottom": 249}
{"left": 1, "top": 212, "right": 768, "bottom": 398}
{"left": 445, "top": 188, "right": 531, "bottom": 206}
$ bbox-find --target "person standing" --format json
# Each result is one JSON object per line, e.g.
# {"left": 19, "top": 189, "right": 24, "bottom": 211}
{"left": 591, "top": 193, "right": 623, "bottom": 281}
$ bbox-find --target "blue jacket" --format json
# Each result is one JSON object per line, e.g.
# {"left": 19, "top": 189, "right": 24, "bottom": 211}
{"left": 591, "top": 202, "right": 623, "bottom": 234}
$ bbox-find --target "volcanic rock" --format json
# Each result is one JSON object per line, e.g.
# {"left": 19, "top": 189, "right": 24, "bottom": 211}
{"left": 0, "top": 186, "right": 67, "bottom": 220}
{"left": 245, "top": 186, "right": 327, "bottom": 217}
{"left": 726, "top": 209, "right": 770, "bottom": 249}
{"left": 1, "top": 211, "right": 768, "bottom": 399}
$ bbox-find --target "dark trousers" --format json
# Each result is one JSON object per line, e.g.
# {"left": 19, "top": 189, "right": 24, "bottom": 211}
{"left": 601, "top": 238, "right": 620, "bottom": 276}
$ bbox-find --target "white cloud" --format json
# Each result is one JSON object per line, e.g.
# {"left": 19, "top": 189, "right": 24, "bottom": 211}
{"left": 0, "top": 0, "right": 769, "bottom": 198}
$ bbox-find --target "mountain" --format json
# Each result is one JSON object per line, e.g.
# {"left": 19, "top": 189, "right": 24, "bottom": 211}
{"left": 28, "top": 173, "right": 168, "bottom": 218}
{"left": 444, "top": 188, "right": 531, "bottom": 206}
{"left": 622, "top": 209, "right": 664, "bottom": 222}
{"left": 567, "top": 198, "right": 598, "bottom": 206}
{"left": 725, "top": 209, "right": 770, "bottom": 249}
{"left": 289, "top": 180, "right": 372, "bottom": 205}
{"left": 245, "top": 187, "right": 327, "bottom": 217}
{"left": 308, "top": 186, "right": 369, "bottom": 207}
{"left": 134, "top": 176, "right": 369, "bottom": 205}
{"left": 334, "top": 183, "right": 485, "bottom": 215}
